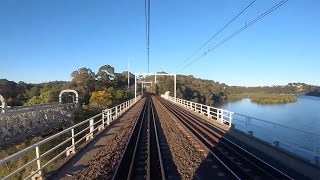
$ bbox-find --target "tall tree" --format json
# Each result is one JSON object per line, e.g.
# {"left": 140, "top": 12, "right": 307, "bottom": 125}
{"left": 71, "top": 68, "right": 96, "bottom": 84}
{"left": 71, "top": 67, "right": 96, "bottom": 103}
{"left": 96, "top": 65, "right": 115, "bottom": 89}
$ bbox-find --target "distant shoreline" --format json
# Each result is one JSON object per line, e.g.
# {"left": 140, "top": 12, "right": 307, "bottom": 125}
{"left": 227, "top": 93, "right": 297, "bottom": 104}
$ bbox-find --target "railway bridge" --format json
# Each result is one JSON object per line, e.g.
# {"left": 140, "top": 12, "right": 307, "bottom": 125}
{"left": 0, "top": 90, "right": 79, "bottom": 150}
{"left": 0, "top": 92, "right": 319, "bottom": 179}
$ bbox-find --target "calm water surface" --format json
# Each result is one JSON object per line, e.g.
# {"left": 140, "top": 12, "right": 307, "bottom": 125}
{"left": 219, "top": 96, "right": 320, "bottom": 162}
{"left": 219, "top": 96, "right": 320, "bottom": 134}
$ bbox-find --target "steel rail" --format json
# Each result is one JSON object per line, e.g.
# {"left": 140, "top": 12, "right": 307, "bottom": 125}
{"left": 113, "top": 96, "right": 166, "bottom": 179}
{"left": 166, "top": 99, "right": 293, "bottom": 179}
{"left": 150, "top": 98, "right": 166, "bottom": 180}
{"left": 158, "top": 97, "right": 293, "bottom": 179}
{"left": 112, "top": 98, "right": 147, "bottom": 180}
{"left": 155, "top": 97, "right": 240, "bottom": 179}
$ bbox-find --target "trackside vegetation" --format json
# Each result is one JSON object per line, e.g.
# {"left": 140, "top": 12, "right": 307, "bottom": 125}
{"left": 1, "top": 64, "right": 320, "bottom": 178}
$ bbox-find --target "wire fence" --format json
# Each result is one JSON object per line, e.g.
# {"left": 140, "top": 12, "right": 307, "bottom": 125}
{"left": 233, "top": 113, "right": 320, "bottom": 165}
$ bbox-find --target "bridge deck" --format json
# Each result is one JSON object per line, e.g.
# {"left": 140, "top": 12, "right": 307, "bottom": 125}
{"left": 42, "top": 96, "right": 319, "bottom": 180}
{"left": 165, "top": 98, "right": 319, "bottom": 180}
{"left": 48, "top": 100, "right": 145, "bottom": 179}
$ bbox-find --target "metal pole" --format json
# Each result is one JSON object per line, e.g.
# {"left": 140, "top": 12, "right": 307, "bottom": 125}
{"left": 1, "top": 95, "right": 7, "bottom": 113}
{"left": 71, "top": 128, "right": 75, "bottom": 150}
{"left": 142, "top": 83, "right": 144, "bottom": 95}
{"left": 128, "top": 58, "right": 130, "bottom": 89}
{"left": 107, "top": 110, "right": 111, "bottom": 125}
{"left": 147, "top": 49, "right": 149, "bottom": 73}
{"left": 174, "top": 74, "right": 177, "bottom": 99}
{"left": 135, "top": 74, "right": 137, "bottom": 101}
{"left": 36, "top": 146, "right": 41, "bottom": 175}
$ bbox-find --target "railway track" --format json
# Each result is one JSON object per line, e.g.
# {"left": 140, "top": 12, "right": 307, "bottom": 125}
{"left": 156, "top": 96, "right": 293, "bottom": 180}
{"left": 113, "top": 96, "right": 176, "bottom": 180}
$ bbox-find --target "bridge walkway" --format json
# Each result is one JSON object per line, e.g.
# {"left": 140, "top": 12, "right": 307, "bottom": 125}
{"left": 47, "top": 99, "right": 146, "bottom": 180}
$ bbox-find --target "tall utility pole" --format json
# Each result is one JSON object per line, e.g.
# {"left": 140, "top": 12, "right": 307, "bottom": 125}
{"left": 128, "top": 58, "right": 131, "bottom": 89}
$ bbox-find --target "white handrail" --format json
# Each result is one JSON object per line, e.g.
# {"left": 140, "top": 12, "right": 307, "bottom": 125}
{"left": 232, "top": 112, "right": 320, "bottom": 165}
{"left": 163, "top": 95, "right": 233, "bottom": 127}
{"left": 162, "top": 95, "right": 320, "bottom": 166}
{"left": 0, "top": 95, "right": 141, "bottom": 180}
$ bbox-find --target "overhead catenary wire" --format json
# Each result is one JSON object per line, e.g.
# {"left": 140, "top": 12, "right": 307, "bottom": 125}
{"left": 145, "top": 0, "right": 151, "bottom": 73}
{"left": 176, "top": 0, "right": 257, "bottom": 70}
{"left": 177, "top": 0, "right": 288, "bottom": 73}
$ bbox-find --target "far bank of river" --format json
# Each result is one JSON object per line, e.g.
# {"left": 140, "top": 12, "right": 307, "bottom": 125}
{"left": 227, "top": 93, "right": 296, "bottom": 104}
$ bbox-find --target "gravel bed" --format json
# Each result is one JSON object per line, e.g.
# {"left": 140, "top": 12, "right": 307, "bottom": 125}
{"left": 152, "top": 97, "right": 207, "bottom": 179}
{"left": 73, "top": 99, "right": 146, "bottom": 180}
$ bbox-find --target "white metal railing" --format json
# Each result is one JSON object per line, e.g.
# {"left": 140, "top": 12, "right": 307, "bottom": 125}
{"left": 161, "top": 95, "right": 320, "bottom": 166}
{"left": 163, "top": 95, "right": 233, "bottom": 127}
{"left": 0, "top": 96, "right": 141, "bottom": 180}
{"left": 233, "top": 113, "right": 320, "bottom": 166}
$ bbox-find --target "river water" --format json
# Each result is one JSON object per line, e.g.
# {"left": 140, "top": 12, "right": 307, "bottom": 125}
{"left": 219, "top": 96, "right": 320, "bottom": 163}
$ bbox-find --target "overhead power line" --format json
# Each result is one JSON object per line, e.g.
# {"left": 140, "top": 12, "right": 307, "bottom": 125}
{"left": 176, "top": 0, "right": 257, "bottom": 70}
{"left": 145, "top": 0, "right": 151, "bottom": 73}
{"left": 177, "top": 0, "right": 288, "bottom": 73}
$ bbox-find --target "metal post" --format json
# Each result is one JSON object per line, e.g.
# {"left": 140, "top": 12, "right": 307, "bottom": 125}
{"left": 107, "top": 110, "right": 110, "bottom": 125}
{"left": 116, "top": 106, "right": 118, "bottom": 117}
{"left": 90, "top": 118, "right": 94, "bottom": 133}
{"left": 135, "top": 74, "right": 137, "bottom": 102}
{"left": 174, "top": 74, "right": 177, "bottom": 99}
{"left": 0, "top": 95, "right": 6, "bottom": 113}
{"left": 86, "top": 118, "right": 94, "bottom": 140}
{"left": 220, "top": 109, "right": 224, "bottom": 124}
{"left": 36, "top": 146, "right": 41, "bottom": 175}
{"left": 122, "top": 103, "right": 124, "bottom": 112}
{"left": 1, "top": 103, "right": 6, "bottom": 113}
{"left": 128, "top": 58, "right": 130, "bottom": 89}
{"left": 71, "top": 128, "right": 75, "bottom": 150}
{"left": 75, "top": 94, "right": 79, "bottom": 103}
{"left": 155, "top": 74, "right": 157, "bottom": 84}
{"left": 207, "top": 106, "right": 210, "bottom": 118}
{"left": 102, "top": 111, "right": 105, "bottom": 126}
{"left": 66, "top": 128, "right": 76, "bottom": 156}
{"left": 142, "top": 83, "right": 144, "bottom": 95}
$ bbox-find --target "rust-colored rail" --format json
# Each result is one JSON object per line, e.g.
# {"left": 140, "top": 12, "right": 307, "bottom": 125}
{"left": 157, "top": 96, "right": 293, "bottom": 180}
{"left": 113, "top": 96, "right": 168, "bottom": 180}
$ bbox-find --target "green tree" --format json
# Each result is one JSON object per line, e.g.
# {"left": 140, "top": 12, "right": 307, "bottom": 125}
{"left": 28, "top": 85, "right": 42, "bottom": 99}
{"left": 25, "top": 90, "right": 56, "bottom": 105}
{"left": 96, "top": 65, "right": 115, "bottom": 89}
{"left": 89, "top": 91, "right": 112, "bottom": 109}
{"left": 71, "top": 67, "right": 96, "bottom": 103}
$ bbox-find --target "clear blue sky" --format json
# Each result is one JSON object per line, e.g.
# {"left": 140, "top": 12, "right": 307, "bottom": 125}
{"left": 0, "top": 0, "right": 319, "bottom": 86}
